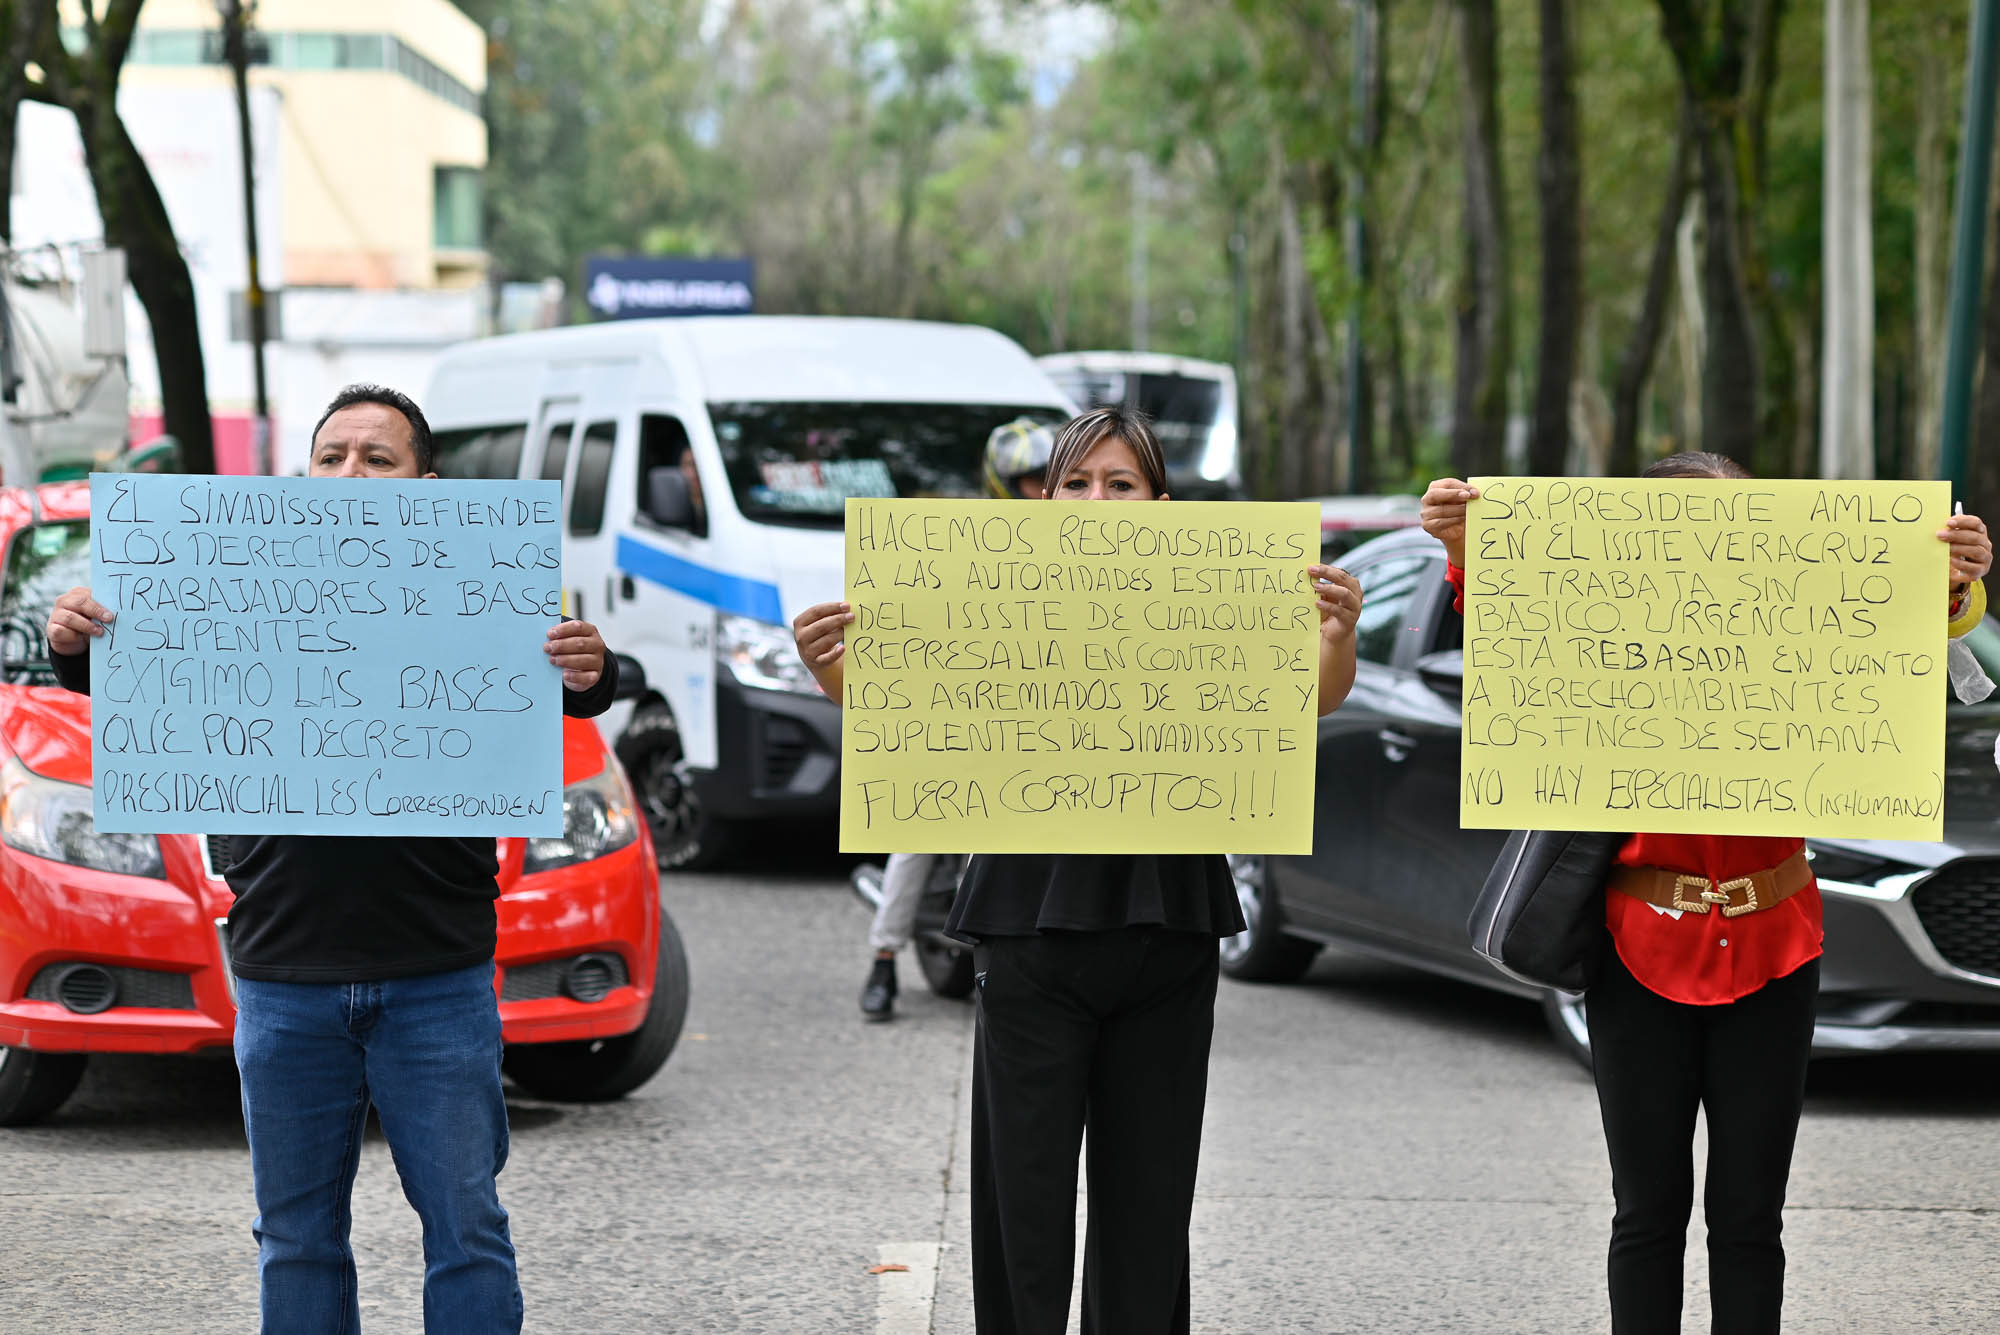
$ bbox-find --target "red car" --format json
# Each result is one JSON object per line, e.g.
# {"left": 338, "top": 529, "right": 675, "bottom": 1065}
{"left": 0, "top": 483, "right": 690, "bottom": 1125}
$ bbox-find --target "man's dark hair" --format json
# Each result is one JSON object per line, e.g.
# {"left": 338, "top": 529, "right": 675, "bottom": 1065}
{"left": 310, "top": 383, "right": 435, "bottom": 474}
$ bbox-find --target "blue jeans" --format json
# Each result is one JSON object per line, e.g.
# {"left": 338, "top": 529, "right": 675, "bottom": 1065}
{"left": 234, "top": 961, "right": 523, "bottom": 1335}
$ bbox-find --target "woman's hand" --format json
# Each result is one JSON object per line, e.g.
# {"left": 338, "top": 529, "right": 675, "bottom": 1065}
{"left": 46, "top": 587, "right": 112, "bottom": 656}
{"left": 793, "top": 600, "right": 853, "bottom": 697}
{"left": 1308, "top": 565, "right": 1362, "bottom": 715}
{"left": 1309, "top": 564, "right": 1363, "bottom": 644}
{"left": 1941, "top": 511, "right": 1992, "bottom": 593}
{"left": 1420, "top": 478, "right": 1479, "bottom": 568}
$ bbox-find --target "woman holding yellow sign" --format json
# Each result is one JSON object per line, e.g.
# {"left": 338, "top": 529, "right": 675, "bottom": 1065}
{"left": 1422, "top": 454, "right": 1991, "bottom": 1335}
{"left": 794, "top": 405, "right": 1362, "bottom": 1335}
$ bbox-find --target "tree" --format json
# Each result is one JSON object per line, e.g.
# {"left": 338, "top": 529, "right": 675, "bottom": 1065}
{"left": 26, "top": 0, "right": 214, "bottom": 472}
{"left": 1449, "top": 0, "right": 1511, "bottom": 477}
{"left": 1653, "top": 0, "right": 1777, "bottom": 469}
{"left": 1529, "top": 0, "right": 1580, "bottom": 474}
{"left": 1608, "top": 106, "right": 1695, "bottom": 476}
{"left": 0, "top": 0, "right": 50, "bottom": 242}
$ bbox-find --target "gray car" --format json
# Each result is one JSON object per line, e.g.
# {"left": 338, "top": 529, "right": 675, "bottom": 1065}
{"left": 1223, "top": 528, "right": 2000, "bottom": 1065}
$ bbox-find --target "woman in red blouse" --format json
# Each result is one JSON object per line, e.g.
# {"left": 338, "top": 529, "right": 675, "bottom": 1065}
{"left": 1422, "top": 453, "right": 1992, "bottom": 1335}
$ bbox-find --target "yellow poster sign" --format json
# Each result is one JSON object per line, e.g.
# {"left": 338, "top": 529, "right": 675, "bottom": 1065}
{"left": 1461, "top": 477, "right": 1951, "bottom": 839}
{"left": 840, "top": 499, "right": 1321, "bottom": 854}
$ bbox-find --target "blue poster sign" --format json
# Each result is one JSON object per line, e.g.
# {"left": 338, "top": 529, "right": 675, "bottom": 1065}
{"left": 583, "top": 255, "right": 755, "bottom": 319}
{"left": 87, "top": 474, "right": 566, "bottom": 837}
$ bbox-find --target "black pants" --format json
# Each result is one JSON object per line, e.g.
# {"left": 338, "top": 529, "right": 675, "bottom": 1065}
{"left": 969, "top": 928, "right": 1219, "bottom": 1335}
{"left": 1587, "top": 947, "right": 1818, "bottom": 1335}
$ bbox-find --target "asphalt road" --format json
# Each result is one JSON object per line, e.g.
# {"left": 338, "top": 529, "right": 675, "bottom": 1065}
{"left": 3, "top": 852, "right": 1998, "bottom": 1334}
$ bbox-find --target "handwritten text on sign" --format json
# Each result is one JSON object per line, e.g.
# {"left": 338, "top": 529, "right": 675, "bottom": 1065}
{"left": 1461, "top": 477, "right": 1950, "bottom": 839}
{"left": 839, "top": 499, "right": 1321, "bottom": 854}
{"left": 89, "top": 474, "right": 565, "bottom": 836}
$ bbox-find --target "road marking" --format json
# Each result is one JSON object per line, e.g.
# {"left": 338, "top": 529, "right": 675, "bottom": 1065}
{"left": 873, "top": 1241, "right": 943, "bottom": 1334}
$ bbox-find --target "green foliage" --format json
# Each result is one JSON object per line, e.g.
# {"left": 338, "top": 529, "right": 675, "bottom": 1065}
{"left": 462, "top": 0, "right": 1984, "bottom": 489}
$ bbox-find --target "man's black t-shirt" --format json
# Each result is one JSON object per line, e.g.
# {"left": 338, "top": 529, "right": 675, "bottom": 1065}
{"left": 52, "top": 643, "right": 618, "bottom": 983}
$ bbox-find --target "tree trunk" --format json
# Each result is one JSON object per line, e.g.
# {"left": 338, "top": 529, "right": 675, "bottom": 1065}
{"left": 1913, "top": 19, "right": 1952, "bottom": 481}
{"left": 1692, "top": 115, "right": 1761, "bottom": 466}
{"left": 1656, "top": 0, "right": 1768, "bottom": 469}
{"left": 1820, "top": 0, "right": 1873, "bottom": 479}
{"left": 1609, "top": 108, "right": 1695, "bottom": 477}
{"left": 1970, "top": 176, "right": 2000, "bottom": 574}
{"left": 0, "top": 1, "right": 51, "bottom": 242}
{"left": 1529, "top": 0, "right": 1580, "bottom": 475}
{"left": 35, "top": 9, "right": 215, "bottom": 472}
{"left": 1450, "top": 0, "right": 1512, "bottom": 478}
{"left": 1276, "top": 166, "right": 1314, "bottom": 500}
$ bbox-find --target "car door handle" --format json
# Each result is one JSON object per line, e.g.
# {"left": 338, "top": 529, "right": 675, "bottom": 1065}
{"left": 1378, "top": 729, "right": 1416, "bottom": 763}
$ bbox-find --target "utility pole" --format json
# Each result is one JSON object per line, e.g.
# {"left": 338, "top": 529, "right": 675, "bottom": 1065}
{"left": 1938, "top": 0, "right": 2000, "bottom": 493}
{"left": 217, "top": 0, "right": 271, "bottom": 474}
{"left": 1821, "top": 0, "right": 1874, "bottom": 480}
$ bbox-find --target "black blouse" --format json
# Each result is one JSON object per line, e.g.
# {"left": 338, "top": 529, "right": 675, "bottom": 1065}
{"left": 945, "top": 852, "right": 1246, "bottom": 943}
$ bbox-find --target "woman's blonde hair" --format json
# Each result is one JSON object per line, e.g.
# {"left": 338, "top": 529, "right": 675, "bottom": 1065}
{"left": 1043, "top": 406, "right": 1169, "bottom": 498}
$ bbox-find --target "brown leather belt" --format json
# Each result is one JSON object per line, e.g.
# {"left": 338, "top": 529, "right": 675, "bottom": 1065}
{"left": 1607, "top": 848, "right": 1813, "bottom": 919}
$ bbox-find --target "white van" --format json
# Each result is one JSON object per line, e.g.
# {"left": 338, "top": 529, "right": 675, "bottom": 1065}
{"left": 424, "top": 316, "right": 1074, "bottom": 867}
{"left": 1035, "top": 351, "right": 1241, "bottom": 500}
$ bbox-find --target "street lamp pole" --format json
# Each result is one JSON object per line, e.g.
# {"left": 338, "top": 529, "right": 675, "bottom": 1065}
{"left": 218, "top": 0, "right": 270, "bottom": 474}
{"left": 1936, "top": 0, "right": 1999, "bottom": 494}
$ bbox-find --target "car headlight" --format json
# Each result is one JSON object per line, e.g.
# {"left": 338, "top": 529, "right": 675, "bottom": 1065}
{"left": 522, "top": 763, "right": 640, "bottom": 875}
{"left": 0, "top": 757, "right": 164, "bottom": 878}
{"left": 717, "top": 612, "right": 821, "bottom": 694}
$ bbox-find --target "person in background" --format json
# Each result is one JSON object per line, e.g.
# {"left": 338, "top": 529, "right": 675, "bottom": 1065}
{"left": 858, "top": 416, "right": 1055, "bottom": 1021}
{"left": 796, "top": 406, "right": 1364, "bottom": 1334}
{"left": 46, "top": 384, "right": 619, "bottom": 1335}
{"left": 1421, "top": 456, "right": 1991, "bottom": 1335}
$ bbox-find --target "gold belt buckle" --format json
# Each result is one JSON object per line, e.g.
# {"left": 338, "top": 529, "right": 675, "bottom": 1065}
{"left": 1670, "top": 874, "right": 1759, "bottom": 916}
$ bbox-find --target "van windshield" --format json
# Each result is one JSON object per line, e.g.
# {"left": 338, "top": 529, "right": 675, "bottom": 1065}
{"left": 707, "top": 401, "right": 1067, "bottom": 527}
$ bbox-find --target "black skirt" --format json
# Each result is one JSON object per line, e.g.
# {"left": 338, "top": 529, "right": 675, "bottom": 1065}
{"left": 946, "top": 852, "right": 1246, "bottom": 943}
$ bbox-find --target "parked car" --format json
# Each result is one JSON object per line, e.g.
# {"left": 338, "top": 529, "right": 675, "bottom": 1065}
{"left": 1309, "top": 493, "right": 1425, "bottom": 561}
{"left": 0, "top": 483, "right": 690, "bottom": 1124}
{"left": 426, "top": 317, "right": 1077, "bottom": 871}
{"left": 1225, "top": 526, "right": 2000, "bottom": 1065}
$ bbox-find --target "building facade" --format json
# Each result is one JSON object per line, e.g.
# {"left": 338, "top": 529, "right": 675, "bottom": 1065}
{"left": 14, "top": 0, "right": 488, "bottom": 472}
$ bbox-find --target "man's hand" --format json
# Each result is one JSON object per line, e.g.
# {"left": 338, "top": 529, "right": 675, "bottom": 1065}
{"left": 47, "top": 587, "right": 113, "bottom": 656}
{"left": 1308, "top": 564, "right": 1363, "bottom": 644}
{"left": 547, "top": 620, "right": 607, "bottom": 691}
{"left": 1419, "top": 478, "right": 1480, "bottom": 568}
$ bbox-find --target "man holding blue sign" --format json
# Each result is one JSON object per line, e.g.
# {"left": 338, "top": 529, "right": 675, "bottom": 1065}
{"left": 44, "top": 385, "right": 616, "bottom": 1335}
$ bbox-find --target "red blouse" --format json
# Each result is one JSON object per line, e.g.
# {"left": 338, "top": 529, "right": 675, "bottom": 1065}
{"left": 1445, "top": 563, "right": 1822, "bottom": 1004}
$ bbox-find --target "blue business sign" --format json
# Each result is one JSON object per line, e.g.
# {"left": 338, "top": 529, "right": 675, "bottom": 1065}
{"left": 583, "top": 256, "right": 755, "bottom": 319}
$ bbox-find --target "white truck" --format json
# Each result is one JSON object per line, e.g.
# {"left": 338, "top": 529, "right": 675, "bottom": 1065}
{"left": 0, "top": 250, "right": 131, "bottom": 485}
{"left": 425, "top": 315, "right": 1075, "bottom": 867}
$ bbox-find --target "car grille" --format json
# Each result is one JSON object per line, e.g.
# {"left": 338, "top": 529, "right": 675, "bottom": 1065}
{"left": 1913, "top": 862, "right": 2000, "bottom": 977}
{"left": 26, "top": 964, "right": 196, "bottom": 1011}
{"left": 204, "top": 835, "right": 235, "bottom": 878}
{"left": 758, "top": 715, "right": 811, "bottom": 790}
{"left": 500, "top": 953, "right": 630, "bottom": 1003}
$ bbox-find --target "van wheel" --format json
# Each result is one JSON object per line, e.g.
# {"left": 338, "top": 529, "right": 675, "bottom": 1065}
{"left": 504, "top": 907, "right": 692, "bottom": 1102}
{"left": 0, "top": 1047, "right": 87, "bottom": 1126}
{"left": 915, "top": 938, "right": 976, "bottom": 999}
{"left": 618, "top": 707, "right": 736, "bottom": 870}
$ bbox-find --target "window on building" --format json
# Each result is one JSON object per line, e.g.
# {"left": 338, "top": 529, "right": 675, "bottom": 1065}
{"left": 569, "top": 422, "right": 617, "bottom": 537}
{"left": 434, "top": 166, "right": 482, "bottom": 250}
